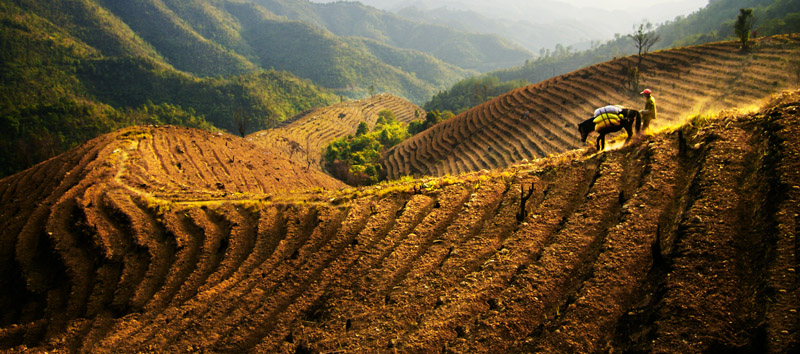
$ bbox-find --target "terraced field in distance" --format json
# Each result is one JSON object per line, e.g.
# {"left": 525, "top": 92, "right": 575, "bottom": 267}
{"left": 382, "top": 34, "right": 800, "bottom": 179}
{"left": 1, "top": 90, "right": 798, "bottom": 353}
{"left": 118, "top": 126, "right": 346, "bottom": 200}
{"left": 250, "top": 93, "right": 424, "bottom": 170}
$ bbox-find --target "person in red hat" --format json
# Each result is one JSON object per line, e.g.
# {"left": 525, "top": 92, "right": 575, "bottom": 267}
{"left": 639, "top": 88, "right": 657, "bottom": 133}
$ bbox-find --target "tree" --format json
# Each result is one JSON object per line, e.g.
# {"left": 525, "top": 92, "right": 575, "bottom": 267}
{"left": 375, "top": 109, "right": 397, "bottom": 128}
{"left": 627, "top": 22, "right": 660, "bottom": 94}
{"left": 322, "top": 117, "right": 408, "bottom": 186}
{"left": 233, "top": 108, "right": 250, "bottom": 137}
{"left": 356, "top": 122, "right": 369, "bottom": 136}
{"left": 425, "top": 110, "right": 443, "bottom": 127}
{"left": 628, "top": 22, "right": 660, "bottom": 71}
{"left": 735, "top": 8, "right": 755, "bottom": 51}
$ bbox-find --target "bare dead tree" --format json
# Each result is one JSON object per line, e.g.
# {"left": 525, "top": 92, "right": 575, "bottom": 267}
{"left": 628, "top": 22, "right": 660, "bottom": 73}
{"left": 517, "top": 182, "right": 535, "bottom": 222}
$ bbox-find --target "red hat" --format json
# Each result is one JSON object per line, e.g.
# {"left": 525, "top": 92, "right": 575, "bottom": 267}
{"left": 640, "top": 89, "right": 652, "bottom": 95}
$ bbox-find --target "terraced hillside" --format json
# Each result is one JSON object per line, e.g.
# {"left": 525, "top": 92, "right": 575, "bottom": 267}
{"left": 1, "top": 91, "right": 798, "bottom": 353}
{"left": 382, "top": 34, "right": 800, "bottom": 179}
{"left": 250, "top": 93, "right": 424, "bottom": 169}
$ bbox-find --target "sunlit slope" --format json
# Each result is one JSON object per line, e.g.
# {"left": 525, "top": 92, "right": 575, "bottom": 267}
{"left": 250, "top": 93, "right": 424, "bottom": 170}
{"left": 382, "top": 34, "right": 800, "bottom": 179}
{"left": 0, "top": 92, "right": 797, "bottom": 353}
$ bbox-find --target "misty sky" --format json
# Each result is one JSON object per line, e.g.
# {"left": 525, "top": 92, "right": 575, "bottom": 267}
{"left": 309, "top": 0, "right": 709, "bottom": 11}
{"left": 554, "top": 0, "right": 707, "bottom": 10}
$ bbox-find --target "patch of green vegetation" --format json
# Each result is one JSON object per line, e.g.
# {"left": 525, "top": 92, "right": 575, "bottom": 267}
{"left": 323, "top": 110, "right": 409, "bottom": 186}
{"left": 688, "top": 113, "right": 717, "bottom": 130}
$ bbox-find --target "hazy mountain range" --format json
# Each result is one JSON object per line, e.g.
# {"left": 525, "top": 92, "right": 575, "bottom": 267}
{"left": 309, "top": 0, "right": 709, "bottom": 52}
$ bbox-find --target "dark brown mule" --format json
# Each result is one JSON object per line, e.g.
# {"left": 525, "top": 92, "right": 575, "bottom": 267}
{"left": 577, "top": 108, "right": 641, "bottom": 151}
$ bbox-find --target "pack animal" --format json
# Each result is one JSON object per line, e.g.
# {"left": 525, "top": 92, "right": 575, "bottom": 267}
{"left": 577, "top": 108, "right": 641, "bottom": 151}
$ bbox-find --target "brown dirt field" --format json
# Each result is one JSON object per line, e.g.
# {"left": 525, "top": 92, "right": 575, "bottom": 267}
{"left": 0, "top": 89, "right": 798, "bottom": 353}
{"left": 249, "top": 93, "right": 424, "bottom": 171}
{"left": 118, "top": 126, "right": 345, "bottom": 200}
{"left": 382, "top": 34, "right": 800, "bottom": 179}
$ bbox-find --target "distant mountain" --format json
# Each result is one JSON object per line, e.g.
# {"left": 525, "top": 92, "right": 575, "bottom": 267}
{"left": 395, "top": 6, "right": 598, "bottom": 53}
{"left": 310, "top": 0, "right": 707, "bottom": 52}
{"left": 250, "top": 0, "right": 533, "bottom": 72}
{"left": 7, "top": 0, "right": 488, "bottom": 102}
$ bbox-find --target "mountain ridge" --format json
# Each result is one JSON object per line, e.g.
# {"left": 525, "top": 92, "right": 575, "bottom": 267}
{"left": 252, "top": 0, "right": 533, "bottom": 72}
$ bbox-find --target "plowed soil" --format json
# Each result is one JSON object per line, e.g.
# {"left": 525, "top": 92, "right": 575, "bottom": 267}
{"left": 382, "top": 34, "right": 800, "bottom": 179}
{"left": 0, "top": 89, "right": 798, "bottom": 353}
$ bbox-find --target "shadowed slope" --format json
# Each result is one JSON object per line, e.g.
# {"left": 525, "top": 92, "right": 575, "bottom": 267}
{"left": 249, "top": 93, "right": 424, "bottom": 170}
{"left": 0, "top": 124, "right": 345, "bottom": 350}
{"left": 382, "top": 34, "right": 800, "bottom": 179}
{"left": 0, "top": 91, "right": 798, "bottom": 353}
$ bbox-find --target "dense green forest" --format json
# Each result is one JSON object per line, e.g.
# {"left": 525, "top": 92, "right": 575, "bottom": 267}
{"left": 77, "top": 56, "right": 335, "bottom": 131}
{"left": 426, "top": 0, "right": 800, "bottom": 112}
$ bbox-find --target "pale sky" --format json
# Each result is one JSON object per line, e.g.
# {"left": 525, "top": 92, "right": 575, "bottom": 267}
{"left": 557, "top": 0, "right": 707, "bottom": 10}
{"left": 310, "top": 0, "right": 708, "bottom": 11}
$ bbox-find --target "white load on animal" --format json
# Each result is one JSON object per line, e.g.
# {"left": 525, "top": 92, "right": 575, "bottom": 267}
{"left": 593, "top": 105, "right": 624, "bottom": 117}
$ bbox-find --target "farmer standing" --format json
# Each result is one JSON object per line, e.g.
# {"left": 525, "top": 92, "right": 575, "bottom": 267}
{"left": 640, "top": 89, "right": 656, "bottom": 133}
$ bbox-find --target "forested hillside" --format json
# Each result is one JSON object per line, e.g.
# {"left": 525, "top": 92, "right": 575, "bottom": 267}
{"left": 0, "top": 1, "right": 335, "bottom": 178}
